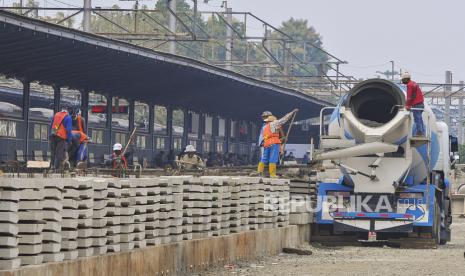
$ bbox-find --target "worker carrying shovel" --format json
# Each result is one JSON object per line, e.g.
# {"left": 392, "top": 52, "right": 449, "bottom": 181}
{"left": 257, "top": 108, "right": 298, "bottom": 178}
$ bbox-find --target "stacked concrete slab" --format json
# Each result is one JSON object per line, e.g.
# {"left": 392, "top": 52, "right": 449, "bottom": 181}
{"left": 17, "top": 179, "right": 44, "bottom": 265}
{"left": 0, "top": 176, "right": 290, "bottom": 270}
{"left": 0, "top": 180, "right": 20, "bottom": 270}
{"left": 41, "top": 179, "right": 64, "bottom": 262}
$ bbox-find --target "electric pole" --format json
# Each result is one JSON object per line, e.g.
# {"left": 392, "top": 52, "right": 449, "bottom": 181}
{"left": 83, "top": 0, "right": 91, "bottom": 32}
{"left": 224, "top": 1, "right": 232, "bottom": 71}
{"left": 168, "top": 0, "right": 177, "bottom": 55}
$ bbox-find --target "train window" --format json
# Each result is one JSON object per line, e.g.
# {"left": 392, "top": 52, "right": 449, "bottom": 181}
{"left": 60, "top": 87, "right": 81, "bottom": 111}
{"left": 33, "top": 124, "right": 48, "bottom": 141}
{"left": 136, "top": 135, "right": 146, "bottom": 149}
{"left": 173, "top": 137, "right": 182, "bottom": 150}
{"left": 155, "top": 137, "right": 165, "bottom": 150}
{"left": 90, "top": 129, "right": 103, "bottom": 144}
{"left": 0, "top": 120, "right": 17, "bottom": 137}
{"left": 172, "top": 109, "right": 184, "bottom": 136}
{"left": 135, "top": 101, "right": 149, "bottom": 132}
{"left": 218, "top": 118, "right": 226, "bottom": 137}
{"left": 115, "top": 132, "right": 126, "bottom": 145}
{"left": 112, "top": 97, "right": 129, "bottom": 130}
{"left": 203, "top": 141, "right": 211, "bottom": 152}
{"left": 205, "top": 115, "right": 213, "bottom": 135}
{"left": 88, "top": 92, "right": 107, "bottom": 128}
{"left": 251, "top": 123, "right": 258, "bottom": 141}
{"left": 30, "top": 82, "right": 54, "bottom": 122}
{"left": 154, "top": 106, "right": 167, "bottom": 134}
{"left": 0, "top": 75, "right": 23, "bottom": 119}
{"left": 189, "top": 111, "right": 199, "bottom": 134}
{"left": 239, "top": 121, "right": 248, "bottom": 141}
{"left": 216, "top": 142, "right": 224, "bottom": 153}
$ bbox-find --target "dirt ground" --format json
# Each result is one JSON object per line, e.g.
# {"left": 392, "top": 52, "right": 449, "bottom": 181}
{"left": 199, "top": 217, "right": 465, "bottom": 276}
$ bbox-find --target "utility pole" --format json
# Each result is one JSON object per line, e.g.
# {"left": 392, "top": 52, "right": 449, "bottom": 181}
{"left": 445, "top": 70, "right": 452, "bottom": 129}
{"left": 168, "top": 0, "right": 177, "bottom": 54}
{"left": 224, "top": 1, "right": 232, "bottom": 71}
{"left": 264, "top": 29, "right": 272, "bottom": 82}
{"left": 458, "top": 81, "right": 464, "bottom": 145}
{"left": 82, "top": 0, "right": 91, "bottom": 32}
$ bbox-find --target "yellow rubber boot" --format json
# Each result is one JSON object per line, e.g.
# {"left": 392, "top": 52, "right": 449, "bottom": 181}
{"left": 269, "top": 163, "right": 277, "bottom": 178}
{"left": 257, "top": 162, "right": 265, "bottom": 176}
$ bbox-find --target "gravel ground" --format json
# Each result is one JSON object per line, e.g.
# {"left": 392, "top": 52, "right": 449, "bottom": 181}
{"left": 199, "top": 217, "right": 465, "bottom": 276}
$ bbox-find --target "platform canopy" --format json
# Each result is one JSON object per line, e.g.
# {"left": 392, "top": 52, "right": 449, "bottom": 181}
{"left": 0, "top": 10, "right": 329, "bottom": 121}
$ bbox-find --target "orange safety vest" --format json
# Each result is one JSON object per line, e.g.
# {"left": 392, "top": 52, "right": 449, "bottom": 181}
{"left": 71, "top": 130, "right": 88, "bottom": 144}
{"left": 75, "top": 115, "right": 85, "bottom": 133}
{"left": 51, "top": 111, "right": 68, "bottom": 140}
{"left": 263, "top": 122, "right": 281, "bottom": 148}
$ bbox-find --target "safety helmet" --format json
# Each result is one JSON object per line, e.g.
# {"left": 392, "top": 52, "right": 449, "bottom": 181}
{"left": 401, "top": 72, "right": 411, "bottom": 80}
{"left": 261, "top": 111, "right": 273, "bottom": 118}
{"left": 113, "top": 143, "right": 123, "bottom": 151}
{"left": 185, "top": 145, "right": 196, "bottom": 153}
{"left": 265, "top": 115, "right": 277, "bottom": 122}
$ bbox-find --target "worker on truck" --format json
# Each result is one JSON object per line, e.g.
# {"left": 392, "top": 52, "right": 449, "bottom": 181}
{"left": 402, "top": 72, "right": 425, "bottom": 136}
{"left": 257, "top": 108, "right": 298, "bottom": 178}
{"left": 49, "top": 107, "right": 73, "bottom": 169}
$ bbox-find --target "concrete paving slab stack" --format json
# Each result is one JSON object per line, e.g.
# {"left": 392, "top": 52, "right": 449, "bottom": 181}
{"left": 61, "top": 180, "right": 80, "bottom": 260}
{"left": 119, "top": 180, "right": 136, "bottom": 252}
{"left": 41, "top": 179, "right": 64, "bottom": 262}
{"left": 240, "top": 177, "right": 256, "bottom": 231}
{"left": 89, "top": 179, "right": 108, "bottom": 256}
{"left": 245, "top": 177, "right": 260, "bottom": 231}
{"left": 220, "top": 177, "right": 232, "bottom": 235}
{"left": 75, "top": 179, "right": 95, "bottom": 257}
{"left": 184, "top": 177, "right": 213, "bottom": 239}
{"left": 166, "top": 176, "right": 185, "bottom": 243}
{"left": 145, "top": 178, "right": 161, "bottom": 246}
{"left": 200, "top": 176, "right": 226, "bottom": 236}
{"left": 272, "top": 178, "right": 290, "bottom": 227}
{"left": 229, "top": 177, "right": 243, "bottom": 233}
{"left": 157, "top": 177, "right": 173, "bottom": 244}
{"left": 17, "top": 179, "right": 44, "bottom": 266}
{"left": 105, "top": 180, "right": 122, "bottom": 253}
{"left": 262, "top": 178, "right": 279, "bottom": 229}
{"left": 0, "top": 179, "right": 20, "bottom": 270}
{"left": 132, "top": 179, "right": 148, "bottom": 249}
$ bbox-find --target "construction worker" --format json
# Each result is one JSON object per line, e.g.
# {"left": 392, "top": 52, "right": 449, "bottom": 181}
{"left": 68, "top": 108, "right": 90, "bottom": 167}
{"left": 258, "top": 111, "right": 273, "bottom": 160}
{"left": 110, "top": 143, "right": 127, "bottom": 168}
{"left": 402, "top": 72, "right": 425, "bottom": 136}
{"left": 257, "top": 108, "right": 298, "bottom": 178}
{"left": 71, "top": 108, "right": 86, "bottom": 133}
{"left": 49, "top": 107, "right": 73, "bottom": 169}
{"left": 177, "top": 145, "right": 205, "bottom": 170}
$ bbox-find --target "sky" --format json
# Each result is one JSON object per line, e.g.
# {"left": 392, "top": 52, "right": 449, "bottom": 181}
{"left": 4, "top": 0, "right": 464, "bottom": 83}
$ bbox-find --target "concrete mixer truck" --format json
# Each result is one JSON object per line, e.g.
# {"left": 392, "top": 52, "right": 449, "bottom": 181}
{"left": 311, "top": 79, "right": 456, "bottom": 245}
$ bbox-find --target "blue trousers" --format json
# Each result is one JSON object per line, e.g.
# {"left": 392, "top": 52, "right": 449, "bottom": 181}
{"left": 412, "top": 104, "right": 424, "bottom": 135}
{"left": 260, "top": 144, "right": 280, "bottom": 164}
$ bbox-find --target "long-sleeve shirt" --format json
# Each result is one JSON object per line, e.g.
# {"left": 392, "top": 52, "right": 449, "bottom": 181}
{"left": 269, "top": 111, "right": 295, "bottom": 133}
{"left": 405, "top": 80, "right": 424, "bottom": 108}
{"left": 258, "top": 122, "right": 266, "bottom": 147}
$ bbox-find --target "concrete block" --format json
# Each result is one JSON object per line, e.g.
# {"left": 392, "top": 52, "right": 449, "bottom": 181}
{"left": 42, "top": 252, "right": 64, "bottom": 263}
{"left": 91, "top": 228, "right": 107, "bottom": 237}
{"left": 0, "top": 248, "right": 19, "bottom": 259}
{"left": 78, "top": 247, "right": 94, "bottom": 257}
{"left": 42, "top": 231, "right": 61, "bottom": 243}
{"left": 107, "top": 226, "right": 121, "bottom": 235}
{"left": 92, "top": 237, "right": 107, "bottom": 247}
{"left": 18, "top": 200, "right": 41, "bottom": 210}
{"left": 78, "top": 189, "right": 94, "bottom": 199}
{"left": 61, "top": 239, "right": 78, "bottom": 250}
{"left": 43, "top": 189, "right": 63, "bottom": 200}
{"left": 77, "top": 238, "right": 93, "bottom": 248}
{"left": 0, "top": 258, "right": 20, "bottom": 270}
{"left": 61, "top": 218, "right": 78, "bottom": 229}
{"left": 42, "top": 242, "right": 61, "bottom": 253}
{"left": 120, "top": 233, "right": 135, "bottom": 243}
{"left": 62, "top": 209, "right": 79, "bottom": 219}
{"left": 94, "top": 190, "right": 108, "bottom": 199}
{"left": 106, "top": 216, "right": 121, "bottom": 226}
{"left": 133, "top": 231, "right": 145, "bottom": 241}
{"left": 120, "top": 224, "right": 135, "bottom": 234}
{"left": 18, "top": 223, "right": 43, "bottom": 234}
{"left": 120, "top": 207, "right": 135, "bottom": 216}
{"left": 134, "top": 240, "right": 146, "bottom": 249}
{"left": 0, "top": 190, "right": 19, "bottom": 202}
{"left": 0, "top": 201, "right": 18, "bottom": 212}
{"left": 19, "top": 254, "right": 43, "bottom": 265}
{"left": 169, "top": 226, "right": 182, "bottom": 235}
{"left": 133, "top": 214, "right": 147, "bottom": 223}
{"left": 61, "top": 230, "right": 78, "bottom": 240}
{"left": 92, "top": 246, "right": 108, "bottom": 255}
{"left": 146, "top": 238, "right": 161, "bottom": 246}
{"left": 120, "top": 215, "right": 134, "bottom": 225}
{"left": 106, "top": 244, "right": 120, "bottom": 253}
{"left": 78, "top": 218, "right": 92, "bottom": 228}
{"left": 78, "top": 208, "right": 93, "bottom": 218}
{"left": 0, "top": 211, "right": 18, "bottom": 223}
{"left": 44, "top": 221, "right": 61, "bottom": 233}
{"left": 42, "top": 210, "right": 61, "bottom": 222}
{"left": 120, "top": 242, "right": 134, "bottom": 251}
{"left": 63, "top": 250, "right": 78, "bottom": 260}
{"left": 18, "top": 243, "right": 42, "bottom": 255}
{"left": 62, "top": 198, "right": 78, "bottom": 209}
{"left": 92, "top": 218, "right": 107, "bottom": 228}
{"left": 289, "top": 213, "right": 312, "bottom": 225}
{"left": 63, "top": 189, "right": 79, "bottom": 199}
{"left": 92, "top": 208, "right": 107, "bottom": 218}
{"left": 107, "top": 181, "right": 121, "bottom": 189}
{"left": 91, "top": 179, "right": 108, "bottom": 191}
{"left": 77, "top": 228, "right": 93, "bottom": 238}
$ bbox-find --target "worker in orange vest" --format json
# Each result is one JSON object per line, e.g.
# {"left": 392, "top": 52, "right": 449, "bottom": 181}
{"left": 257, "top": 108, "right": 298, "bottom": 178}
{"left": 49, "top": 107, "right": 73, "bottom": 169}
{"left": 68, "top": 108, "right": 90, "bottom": 167}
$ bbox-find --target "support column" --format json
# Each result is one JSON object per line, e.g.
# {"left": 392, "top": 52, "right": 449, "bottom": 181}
{"left": 53, "top": 85, "right": 61, "bottom": 113}
{"left": 212, "top": 116, "right": 219, "bottom": 152}
{"left": 23, "top": 81, "right": 30, "bottom": 159}
{"left": 168, "top": 0, "right": 177, "bottom": 54}
{"left": 106, "top": 95, "right": 113, "bottom": 153}
{"left": 80, "top": 90, "right": 89, "bottom": 133}
{"left": 83, "top": 0, "right": 92, "bottom": 32}
{"left": 167, "top": 106, "right": 173, "bottom": 151}
{"left": 225, "top": 119, "right": 231, "bottom": 153}
{"left": 198, "top": 113, "right": 204, "bottom": 153}
{"left": 460, "top": 81, "right": 464, "bottom": 145}
{"left": 149, "top": 103, "right": 155, "bottom": 165}
{"left": 129, "top": 100, "right": 135, "bottom": 131}
{"left": 264, "top": 29, "right": 272, "bottom": 81}
{"left": 445, "top": 70, "right": 452, "bottom": 128}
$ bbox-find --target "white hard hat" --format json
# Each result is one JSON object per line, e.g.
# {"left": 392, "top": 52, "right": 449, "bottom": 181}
{"left": 401, "top": 72, "right": 411, "bottom": 80}
{"left": 113, "top": 143, "right": 123, "bottom": 151}
{"left": 185, "top": 145, "right": 196, "bottom": 153}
